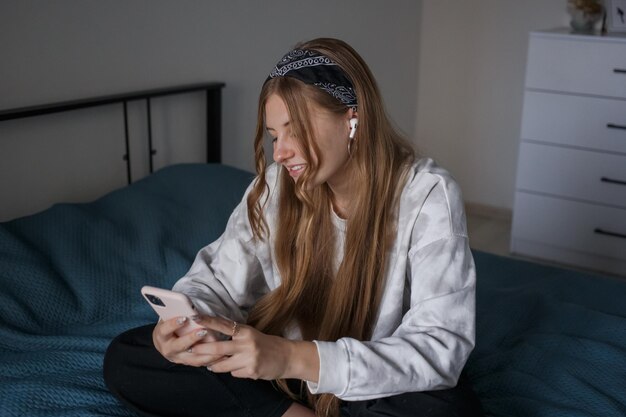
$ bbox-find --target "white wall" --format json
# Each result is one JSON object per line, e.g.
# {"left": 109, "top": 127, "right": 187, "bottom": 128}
{"left": 0, "top": 0, "right": 422, "bottom": 221}
{"left": 416, "top": 0, "right": 572, "bottom": 211}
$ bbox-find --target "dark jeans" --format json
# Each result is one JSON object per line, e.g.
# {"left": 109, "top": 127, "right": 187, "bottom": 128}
{"left": 103, "top": 325, "right": 482, "bottom": 417}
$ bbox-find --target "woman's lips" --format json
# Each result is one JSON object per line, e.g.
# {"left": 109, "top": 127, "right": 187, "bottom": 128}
{"left": 286, "top": 164, "right": 305, "bottom": 178}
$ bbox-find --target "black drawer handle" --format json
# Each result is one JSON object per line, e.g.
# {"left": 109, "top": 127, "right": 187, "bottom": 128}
{"left": 595, "top": 228, "right": 626, "bottom": 240}
{"left": 601, "top": 177, "right": 626, "bottom": 186}
{"left": 607, "top": 123, "right": 626, "bottom": 130}
{"left": 615, "top": 69, "right": 626, "bottom": 74}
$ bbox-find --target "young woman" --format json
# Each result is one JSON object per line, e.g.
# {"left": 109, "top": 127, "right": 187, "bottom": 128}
{"left": 104, "top": 38, "right": 482, "bottom": 417}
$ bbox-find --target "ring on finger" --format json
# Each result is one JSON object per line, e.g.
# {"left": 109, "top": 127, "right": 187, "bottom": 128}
{"left": 232, "top": 321, "right": 240, "bottom": 337}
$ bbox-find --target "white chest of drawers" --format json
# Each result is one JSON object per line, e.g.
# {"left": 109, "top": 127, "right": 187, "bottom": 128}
{"left": 511, "top": 29, "right": 626, "bottom": 276}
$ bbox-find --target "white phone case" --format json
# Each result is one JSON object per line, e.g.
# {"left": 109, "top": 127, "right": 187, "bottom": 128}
{"left": 141, "top": 286, "right": 204, "bottom": 336}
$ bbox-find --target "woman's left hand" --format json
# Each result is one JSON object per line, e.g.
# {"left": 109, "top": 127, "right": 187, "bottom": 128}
{"left": 190, "top": 316, "right": 307, "bottom": 381}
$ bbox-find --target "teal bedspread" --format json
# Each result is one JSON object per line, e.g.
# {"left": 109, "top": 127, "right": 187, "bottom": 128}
{"left": 468, "top": 252, "right": 626, "bottom": 416}
{"left": 0, "top": 164, "right": 253, "bottom": 416}
{"left": 1, "top": 163, "right": 625, "bottom": 416}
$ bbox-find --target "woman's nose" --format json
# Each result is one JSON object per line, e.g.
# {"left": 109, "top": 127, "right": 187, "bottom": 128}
{"left": 273, "top": 137, "right": 295, "bottom": 164}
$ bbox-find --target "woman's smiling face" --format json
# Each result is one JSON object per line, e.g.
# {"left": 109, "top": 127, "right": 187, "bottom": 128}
{"left": 265, "top": 93, "right": 355, "bottom": 190}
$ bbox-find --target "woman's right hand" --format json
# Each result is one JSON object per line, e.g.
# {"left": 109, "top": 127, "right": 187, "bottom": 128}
{"left": 152, "top": 316, "right": 226, "bottom": 367}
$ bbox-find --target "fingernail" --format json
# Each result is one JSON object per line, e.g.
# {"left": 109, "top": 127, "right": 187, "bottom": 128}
{"left": 196, "top": 330, "right": 208, "bottom": 337}
{"left": 176, "top": 317, "right": 187, "bottom": 325}
{"left": 206, "top": 366, "right": 212, "bottom": 372}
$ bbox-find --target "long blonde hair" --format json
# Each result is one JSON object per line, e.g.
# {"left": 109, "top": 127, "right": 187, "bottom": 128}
{"left": 246, "top": 38, "right": 415, "bottom": 416}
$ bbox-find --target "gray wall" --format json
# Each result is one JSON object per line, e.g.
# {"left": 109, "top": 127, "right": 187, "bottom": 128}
{"left": 415, "top": 0, "right": 572, "bottom": 211}
{"left": 0, "top": 1, "right": 422, "bottom": 221}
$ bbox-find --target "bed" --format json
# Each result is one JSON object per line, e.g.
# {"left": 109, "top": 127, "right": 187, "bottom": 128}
{"left": 1, "top": 87, "right": 626, "bottom": 417}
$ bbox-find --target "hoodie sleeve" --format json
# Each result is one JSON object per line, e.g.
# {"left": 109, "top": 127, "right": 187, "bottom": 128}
{"left": 172, "top": 173, "right": 273, "bottom": 324}
{"left": 307, "top": 176, "right": 476, "bottom": 401}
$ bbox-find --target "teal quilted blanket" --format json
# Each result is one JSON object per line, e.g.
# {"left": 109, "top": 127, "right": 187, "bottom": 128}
{"left": 1, "top": 163, "right": 625, "bottom": 416}
{"left": 0, "top": 164, "right": 253, "bottom": 416}
{"left": 468, "top": 252, "right": 626, "bottom": 416}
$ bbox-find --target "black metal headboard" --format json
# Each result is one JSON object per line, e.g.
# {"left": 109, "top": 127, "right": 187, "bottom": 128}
{"left": 0, "top": 82, "right": 225, "bottom": 184}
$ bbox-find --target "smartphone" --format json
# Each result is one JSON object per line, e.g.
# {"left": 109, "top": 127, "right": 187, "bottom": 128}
{"left": 141, "top": 286, "right": 204, "bottom": 336}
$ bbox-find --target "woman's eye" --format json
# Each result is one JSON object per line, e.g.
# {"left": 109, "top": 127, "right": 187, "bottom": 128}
{"left": 265, "top": 131, "right": 277, "bottom": 143}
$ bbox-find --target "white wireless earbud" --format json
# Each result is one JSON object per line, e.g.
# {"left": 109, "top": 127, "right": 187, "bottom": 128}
{"left": 349, "top": 118, "right": 358, "bottom": 139}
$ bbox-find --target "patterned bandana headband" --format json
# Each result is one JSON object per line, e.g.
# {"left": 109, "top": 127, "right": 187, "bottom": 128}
{"left": 266, "top": 49, "right": 358, "bottom": 108}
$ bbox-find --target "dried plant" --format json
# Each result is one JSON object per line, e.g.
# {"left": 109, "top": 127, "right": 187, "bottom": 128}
{"left": 567, "top": 0, "right": 603, "bottom": 15}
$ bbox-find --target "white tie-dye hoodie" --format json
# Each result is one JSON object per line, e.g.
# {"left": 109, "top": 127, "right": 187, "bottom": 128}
{"left": 173, "top": 157, "right": 476, "bottom": 401}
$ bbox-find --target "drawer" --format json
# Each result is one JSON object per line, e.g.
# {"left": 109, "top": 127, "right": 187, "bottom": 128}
{"left": 520, "top": 91, "right": 626, "bottom": 153}
{"left": 516, "top": 142, "right": 626, "bottom": 208}
{"left": 512, "top": 192, "right": 626, "bottom": 261}
{"left": 525, "top": 32, "right": 626, "bottom": 99}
